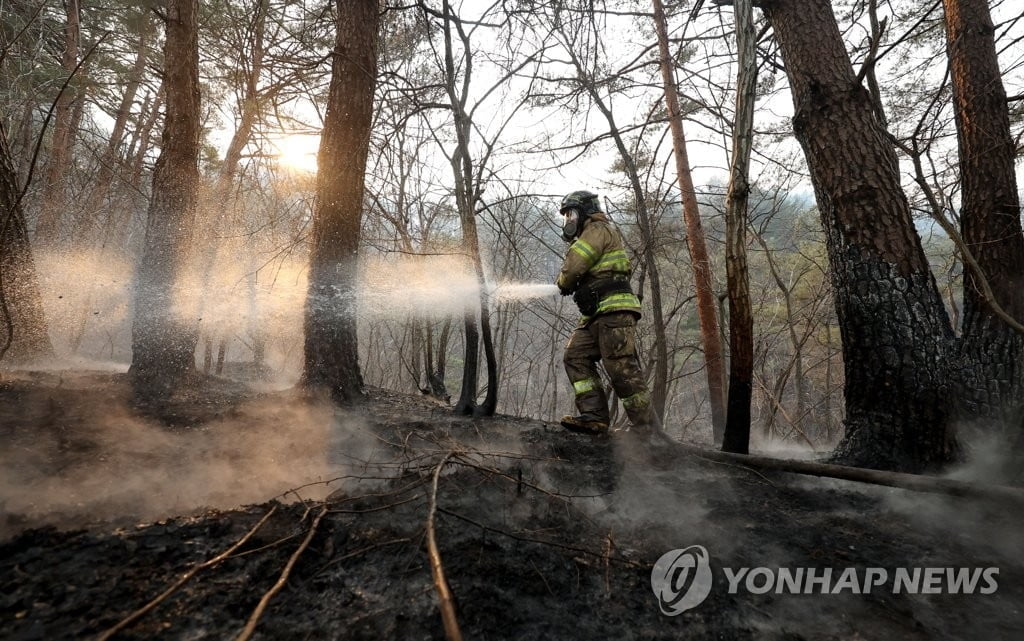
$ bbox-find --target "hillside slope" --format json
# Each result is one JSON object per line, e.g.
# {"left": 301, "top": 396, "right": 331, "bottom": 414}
{"left": 1, "top": 373, "right": 1021, "bottom": 640}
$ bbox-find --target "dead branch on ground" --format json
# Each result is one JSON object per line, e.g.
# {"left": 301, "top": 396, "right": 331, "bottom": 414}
{"left": 426, "top": 452, "right": 464, "bottom": 641}
{"left": 235, "top": 504, "right": 329, "bottom": 641}
{"left": 675, "top": 443, "right": 1024, "bottom": 503}
{"left": 97, "top": 505, "right": 279, "bottom": 641}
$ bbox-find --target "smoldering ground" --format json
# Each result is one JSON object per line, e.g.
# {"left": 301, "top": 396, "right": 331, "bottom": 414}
{"left": 0, "top": 371, "right": 388, "bottom": 538}
{"left": 3, "top": 379, "right": 1024, "bottom": 640}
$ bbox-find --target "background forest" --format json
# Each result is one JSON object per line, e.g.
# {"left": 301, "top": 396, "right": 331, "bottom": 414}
{"left": 1, "top": 0, "right": 1022, "bottom": 461}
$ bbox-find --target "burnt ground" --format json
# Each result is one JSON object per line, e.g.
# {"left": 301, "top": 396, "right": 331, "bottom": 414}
{"left": 1, "top": 371, "right": 1023, "bottom": 640}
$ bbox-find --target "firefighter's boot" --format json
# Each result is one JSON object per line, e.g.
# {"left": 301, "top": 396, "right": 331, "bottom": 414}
{"left": 559, "top": 414, "right": 610, "bottom": 435}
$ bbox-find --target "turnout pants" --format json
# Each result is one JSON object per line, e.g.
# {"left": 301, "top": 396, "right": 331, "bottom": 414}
{"left": 563, "top": 311, "right": 652, "bottom": 427}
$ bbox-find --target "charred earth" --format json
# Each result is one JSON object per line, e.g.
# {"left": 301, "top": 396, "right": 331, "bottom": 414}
{"left": 1, "top": 372, "right": 1022, "bottom": 640}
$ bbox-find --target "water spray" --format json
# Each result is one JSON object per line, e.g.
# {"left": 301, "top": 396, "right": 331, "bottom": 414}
{"left": 487, "top": 282, "right": 561, "bottom": 302}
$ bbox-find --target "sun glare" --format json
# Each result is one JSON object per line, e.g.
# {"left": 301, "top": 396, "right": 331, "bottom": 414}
{"left": 272, "top": 133, "right": 320, "bottom": 174}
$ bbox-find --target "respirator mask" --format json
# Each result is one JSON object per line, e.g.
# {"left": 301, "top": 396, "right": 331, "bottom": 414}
{"left": 561, "top": 207, "right": 581, "bottom": 242}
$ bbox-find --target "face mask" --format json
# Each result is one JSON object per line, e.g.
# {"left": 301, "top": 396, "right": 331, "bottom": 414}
{"left": 561, "top": 208, "right": 580, "bottom": 242}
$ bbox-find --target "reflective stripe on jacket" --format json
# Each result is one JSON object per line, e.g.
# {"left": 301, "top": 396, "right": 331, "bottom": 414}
{"left": 555, "top": 213, "right": 641, "bottom": 323}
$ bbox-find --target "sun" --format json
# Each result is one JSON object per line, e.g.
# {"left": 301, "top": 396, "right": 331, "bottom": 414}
{"left": 271, "top": 133, "right": 320, "bottom": 174}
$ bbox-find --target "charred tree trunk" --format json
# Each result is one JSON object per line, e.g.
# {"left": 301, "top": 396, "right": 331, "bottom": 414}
{"left": 763, "top": 0, "right": 955, "bottom": 472}
{"left": 942, "top": 0, "right": 1024, "bottom": 434}
{"left": 215, "top": 337, "right": 226, "bottom": 375}
{"left": 129, "top": 0, "right": 201, "bottom": 394}
{"left": 720, "top": 0, "right": 756, "bottom": 455}
{"left": 35, "top": 0, "right": 81, "bottom": 245}
{"left": 0, "top": 121, "right": 54, "bottom": 363}
{"left": 652, "top": 0, "right": 727, "bottom": 438}
{"left": 203, "top": 335, "right": 213, "bottom": 374}
{"left": 426, "top": 317, "right": 452, "bottom": 401}
{"left": 301, "top": 0, "right": 380, "bottom": 403}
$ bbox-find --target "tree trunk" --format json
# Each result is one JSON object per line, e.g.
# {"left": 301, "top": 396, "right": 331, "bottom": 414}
{"left": 0, "top": 121, "right": 54, "bottom": 363}
{"left": 215, "top": 337, "right": 227, "bottom": 375}
{"left": 430, "top": 317, "right": 452, "bottom": 400}
{"left": 115, "top": 89, "right": 164, "bottom": 251}
{"left": 80, "top": 12, "right": 151, "bottom": 245}
{"left": 720, "top": 0, "right": 756, "bottom": 455}
{"left": 35, "top": 0, "right": 81, "bottom": 245}
{"left": 301, "top": 0, "right": 379, "bottom": 403}
{"left": 129, "top": 0, "right": 201, "bottom": 394}
{"left": 192, "top": 0, "right": 267, "bottom": 365}
{"left": 203, "top": 335, "right": 213, "bottom": 374}
{"left": 439, "top": 0, "right": 497, "bottom": 416}
{"left": 942, "top": 0, "right": 1024, "bottom": 433}
{"left": 652, "top": 0, "right": 727, "bottom": 439}
{"left": 763, "top": 0, "right": 955, "bottom": 472}
{"left": 13, "top": 103, "right": 35, "bottom": 184}
{"left": 68, "top": 16, "right": 152, "bottom": 354}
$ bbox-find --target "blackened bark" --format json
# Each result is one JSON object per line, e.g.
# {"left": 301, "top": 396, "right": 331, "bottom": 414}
{"left": 454, "top": 312, "right": 480, "bottom": 415}
{"left": 0, "top": 121, "right": 54, "bottom": 362}
{"left": 129, "top": 0, "right": 201, "bottom": 394}
{"left": 721, "top": 0, "right": 756, "bottom": 455}
{"left": 943, "top": 0, "right": 1024, "bottom": 433}
{"left": 764, "top": 0, "right": 955, "bottom": 472}
{"left": 301, "top": 0, "right": 379, "bottom": 403}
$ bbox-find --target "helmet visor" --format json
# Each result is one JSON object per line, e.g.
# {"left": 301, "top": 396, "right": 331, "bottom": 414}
{"left": 562, "top": 207, "right": 580, "bottom": 228}
{"left": 561, "top": 207, "right": 580, "bottom": 241}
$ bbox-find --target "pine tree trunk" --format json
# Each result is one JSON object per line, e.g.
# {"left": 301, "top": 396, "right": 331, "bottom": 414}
{"left": 0, "top": 121, "right": 54, "bottom": 363}
{"left": 763, "top": 0, "right": 956, "bottom": 472}
{"left": 13, "top": 103, "right": 35, "bottom": 185}
{"left": 301, "top": 0, "right": 379, "bottom": 403}
{"left": 942, "top": 0, "right": 1024, "bottom": 434}
{"left": 69, "top": 15, "right": 152, "bottom": 354}
{"left": 35, "top": 0, "right": 81, "bottom": 245}
{"left": 80, "top": 12, "right": 151, "bottom": 244}
{"left": 652, "top": 0, "right": 727, "bottom": 438}
{"left": 129, "top": 0, "right": 201, "bottom": 393}
{"left": 720, "top": 0, "right": 757, "bottom": 455}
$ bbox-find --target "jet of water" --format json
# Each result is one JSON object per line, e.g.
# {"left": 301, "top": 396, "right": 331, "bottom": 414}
{"left": 489, "top": 282, "right": 561, "bottom": 302}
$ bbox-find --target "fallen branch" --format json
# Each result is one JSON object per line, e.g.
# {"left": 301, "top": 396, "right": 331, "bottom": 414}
{"left": 426, "top": 453, "right": 464, "bottom": 641}
{"left": 97, "top": 505, "right": 279, "bottom": 641}
{"left": 673, "top": 443, "right": 1024, "bottom": 504}
{"left": 437, "top": 507, "right": 641, "bottom": 568}
{"left": 235, "top": 504, "right": 329, "bottom": 641}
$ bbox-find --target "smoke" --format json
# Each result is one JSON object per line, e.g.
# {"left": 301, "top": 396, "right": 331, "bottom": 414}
{"left": 0, "top": 378, "right": 384, "bottom": 539}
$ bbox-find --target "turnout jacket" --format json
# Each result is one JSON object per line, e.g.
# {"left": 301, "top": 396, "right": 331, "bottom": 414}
{"left": 555, "top": 212, "right": 642, "bottom": 324}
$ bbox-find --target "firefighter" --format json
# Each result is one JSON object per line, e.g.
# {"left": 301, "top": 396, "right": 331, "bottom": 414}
{"left": 555, "top": 190, "right": 653, "bottom": 435}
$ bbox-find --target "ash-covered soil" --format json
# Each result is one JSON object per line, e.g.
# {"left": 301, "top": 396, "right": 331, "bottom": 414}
{"left": 1, "top": 371, "right": 1022, "bottom": 640}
